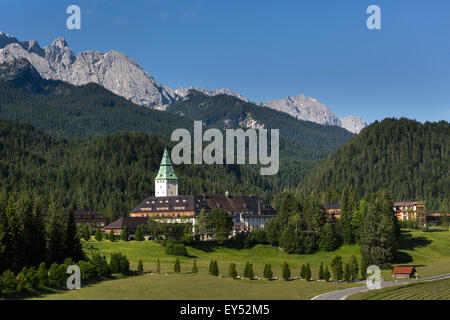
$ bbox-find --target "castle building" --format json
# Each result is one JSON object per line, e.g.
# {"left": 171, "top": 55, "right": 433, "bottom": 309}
{"left": 104, "top": 148, "right": 277, "bottom": 237}
{"left": 154, "top": 148, "right": 178, "bottom": 197}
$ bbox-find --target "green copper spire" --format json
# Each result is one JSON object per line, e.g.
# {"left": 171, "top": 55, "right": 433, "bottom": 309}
{"left": 155, "top": 148, "right": 178, "bottom": 180}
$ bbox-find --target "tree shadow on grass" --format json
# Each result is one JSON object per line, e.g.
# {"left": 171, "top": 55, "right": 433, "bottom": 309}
{"left": 394, "top": 230, "right": 433, "bottom": 264}
{"left": 189, "top": 241, "right": 220, "bottom": 253}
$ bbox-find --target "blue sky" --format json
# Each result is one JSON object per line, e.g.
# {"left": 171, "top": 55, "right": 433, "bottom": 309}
{"left": 1, "top": 0, "right": 449, "bottom": 123}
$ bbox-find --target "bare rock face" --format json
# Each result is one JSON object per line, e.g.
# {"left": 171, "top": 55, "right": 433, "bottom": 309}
{"left": 0, "top": 32, "right": 177, "bottom": 109}
{"left": 262, "top": 94, "right": 367, "bottom": 134}
{"left": 175, "top": 86, "right": 249, "bottom": 103}
{"left": 263, "top": 94, "right": 343, "bottom": 127}
{"left": 340, "top": 115, "right": 367, "bottom": 134}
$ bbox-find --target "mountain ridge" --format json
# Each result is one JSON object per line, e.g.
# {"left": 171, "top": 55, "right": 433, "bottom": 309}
{"left": 0, "top": 31, "right": 366, "bottom": 133}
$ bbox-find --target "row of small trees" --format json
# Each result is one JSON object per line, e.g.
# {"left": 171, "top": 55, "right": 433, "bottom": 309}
{"left": 0, "top": 253, "right": 130, "bottom": 297}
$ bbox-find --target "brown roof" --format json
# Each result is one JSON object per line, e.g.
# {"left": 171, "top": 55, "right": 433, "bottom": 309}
{"left": 393, "top": 201, "right": 424, "bottom": 207}
{"left": 323, "top": 203, "right": 340, "bottom": 210}
{"left": 131, "top": 194, "right": 276, "bottom": 216}
{"left": 104, "top": 217, "right": 148, "bottom": 229}
{"left": 392, "top": 266, "right": 415, "bottom": 274}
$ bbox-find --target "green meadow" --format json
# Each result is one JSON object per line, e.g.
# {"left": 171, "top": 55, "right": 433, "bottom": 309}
{"left": 348, "top": 277, "right": 450, "bottom": 300}
{"left": 31, "top": 228, "right": 450, "bottom": 300}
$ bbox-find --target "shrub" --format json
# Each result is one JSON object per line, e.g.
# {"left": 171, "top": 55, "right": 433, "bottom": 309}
{"left": 174, "top": 259, "right": 181, "bottom": 273}
{"left": 37, "top": 262, "right": 49, "bottom": 286}
{"left": 1, "top": 270, "right": 18, "bottom": 295}
{"left": 319, "top": 262, "right": 324, "bottom": 280}
{"left": 121, "top": 226, "right": 128, "bottom": 241}
{"left": 78, "top": 261, "right": 97, "bottom": 282}
{"left": 137, "top": 259, "right": 144, "bottom": 273}
{"left": 95, "top": 227, "right": 102, "bottom": 241}
{"left": 300, "top": 264, "right": 306, "bottom": 279}
{"left": 229, "top": 263, "right": 238, "bottom": 279}
{"left": 110, "top": 253, "right": 130, "bottom": 274}
{"left": 344, "top": 263, "right": 351, "bottom": 282}
{"left": 192, "top": 259, "right": 198, "bottom": 273}
{"left": 243, "top": 262, "right": 254, "bottom": 279}
{"left": 119, "top": 254, "right": 130, "bottom": 274}
{"left": 282, "top": 261, "right": 290, "bottom": 281}
{"left": 263, "top": 264, "right": 273, "bottom": 280}
{"left": 156, "top": 258, "right": 161, "bottom": 274}
{"left": 165, "top": 242, "right": 188, "bottom": 256}
{"left": 306, "top": 263, "right": 312, "bottom": 281}
{"left": 91, "top": 254, "right": 110, "bottom": 278}
{"left": 48, "top": 263, "right": 66, "bottom": 288}
{"left": 324, "top": 266, "right": 331, "bottom": 281}
{"left": 210, "top": 260, "right": 219, "bottom": 276}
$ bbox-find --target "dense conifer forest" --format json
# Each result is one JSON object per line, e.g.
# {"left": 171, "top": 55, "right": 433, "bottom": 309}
{"left": 303, "top": 118, "right": 449, "bottom": 211}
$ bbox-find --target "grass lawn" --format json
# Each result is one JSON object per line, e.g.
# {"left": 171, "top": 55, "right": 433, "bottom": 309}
{"left": 348, "top": 277, "right": 450, "bottom": 300}
{"left": 32, "top": 273, "right": 359, "bottom": 300}
{"left": 29, "top": 228, "right": 450, "bottom": 300}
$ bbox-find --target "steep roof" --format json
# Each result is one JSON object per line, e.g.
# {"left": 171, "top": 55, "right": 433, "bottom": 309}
{"left": 392, "top": 266, "right": 416, "bottom": 274}
{"left": 155, "top": 148, "right": 178, "bottom": 180}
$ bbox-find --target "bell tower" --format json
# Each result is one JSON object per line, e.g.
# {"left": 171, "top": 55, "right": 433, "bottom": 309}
{"left": 155, "top": 148, "right": 178, "bottom": 197}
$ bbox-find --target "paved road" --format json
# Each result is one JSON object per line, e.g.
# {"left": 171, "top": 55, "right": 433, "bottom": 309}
{"left": 311, "top": 273, "right": 450, "bottom": 300}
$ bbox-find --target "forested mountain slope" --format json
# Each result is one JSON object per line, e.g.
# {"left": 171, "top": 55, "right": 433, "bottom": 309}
{"left": 303, "top": 118, "right": 449, "bottom": 210}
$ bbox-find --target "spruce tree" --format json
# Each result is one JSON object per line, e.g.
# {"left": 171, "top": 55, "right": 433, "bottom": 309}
{"left": 121, "top": 226, "right": 128, "bottom": 241}
{"left": 349, "top": 255, "right": 359, "bottom": 280}
{"left": 46, "top": 201, "right": 67, "bottom": 264}
{"left": 360, "top": 260, "right": 367, "bottom": 280}
{"left": 209, "top": 260, "right": 214, "bottom": 275}
{"left": 229, "top": 263, "right": 237, "bottom": 279}
{"left": 82, "top": 225, "right": 90, "bottom": 241}
{"left": 65, "top": 210, "right": 85, "bottom": 261}
{"left": 243, "top": 262, "right": 250, "bottom": 278}
{"left": 95, "top": 226, "right": 102, "bottom": 241}
{"left": 282, "top": 261, "right": 290, "bottom": 281}
{"left": 210, "top": 260, "right": 219, "bottom": 276}
{"left": 305, "top": 263, "right": 312, "bottom": 281}
{"left": 248, "top": 263, "right": 254, "bottom": 279}
{"left": 174, "top": 259, "right": 181, "bottom": 273}
{"left": 37, "top": 262, "right": 48, "bottom": 286}
{"left": 263, "top": 264, "right": 273, "bottom": 280}
{"left": 137, "top": 259, "right": 143, "bottom": 273}
{"left": 324, "top": 266, "right": 331, "bottom": 281}
{"left": 109, "top": 231, "right": 115, "bottom": 242}
{"left": 135, "top": 225, "right": 144, "bottom": 241}
{"left": 301, "top": 264, "right": 306, "bottom": 279}
{"left": 156, "top": 258, "right": 161, "bottom": 274}
{"left": 331, "top": 256, "right": 343, "bottom": 281}
{"left": 344, "top": 263, "right": 351, "bottom": 282}
{"left": 319, "top": 262, "right": 324, "bottom": 280}
{"left": 192, "top": 259, "right": 198, "bottom": 273}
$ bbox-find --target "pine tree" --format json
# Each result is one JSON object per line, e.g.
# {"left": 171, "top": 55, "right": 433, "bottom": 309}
{"left": 344, "top": 263, "right": 351, "bottom": 282}
{"left": 95, "top": 226, "right": 102, "bottom": 241}
{"left": 156, "top": 258, "right": 161, "bottom": 274}
{"left": 243, "top": 262, "right": 250, "bottom": 278}
{"left": 137, "top": 259, "right": 143, "bottom": 273}
{"left": 82, "top": 225, "right": 90, "bottom": 241}
{"left": 121, "top": 226, "right": 128, "bottom": 241}
{"left": 319, "top": 222, "right": 339, "bottom": 251}
{"left": 263, "top": 264, "right": 273, "bottom": 280}
{"left": 340, "top": 186, "right": 357, "bottom": 244}
{"left": 319, "top": 262, "right": 324, "bottom": 280}
{"left": 229, "top": 263, "right": 237, "bottom": 279}
{"left": 349, "top": 255, "right": 359, "bottom": 280}
{"left": 65, "top": 210, "right": 85, "bottom": 261}
{"left": 324, "top": 266, "right": 331, "bottom": 281}
{"left": 109, "top": 231, "right": 115, "bottom": 242}
{"left": 331, "top": 256, "right": 343, "bottom": 281}
{"left": 192, "top": 259, "right": 198, "bottom": 273}
{"left": 174, "top": 259, "right": 180, "bottom": 273}
{"left": 305, "top": 263, "right": 312, "bottom": 281}
{"left": 282, "top": 261, "right": 290, "bottom": 281}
